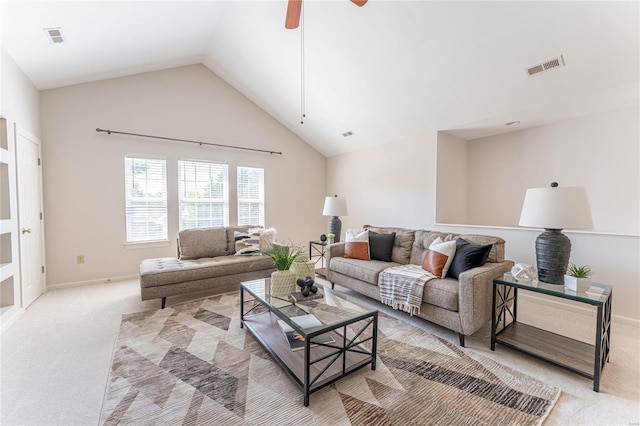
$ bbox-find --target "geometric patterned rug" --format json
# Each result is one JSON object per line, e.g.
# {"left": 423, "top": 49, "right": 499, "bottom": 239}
{"left": 99, "top": 292, "right": 560, "bottom": 425}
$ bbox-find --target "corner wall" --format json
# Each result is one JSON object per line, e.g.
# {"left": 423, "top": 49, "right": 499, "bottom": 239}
{"left": 41, "top": 65, "right": 327, "bottom": 286}
{"left": 328, "top": 110, "right": 640, "bottom": 321}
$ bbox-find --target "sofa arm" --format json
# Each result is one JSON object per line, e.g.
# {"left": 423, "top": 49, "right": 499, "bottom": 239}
{"left": 457, "top": 260, "right": 514, "bottom": 336}
{"left": 325, "top": 242, "right": 346, "bottom": 282}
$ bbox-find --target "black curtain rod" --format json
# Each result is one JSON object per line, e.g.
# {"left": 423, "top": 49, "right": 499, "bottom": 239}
{"left": 95, "top": 128, "right": 283, "bottom": 155}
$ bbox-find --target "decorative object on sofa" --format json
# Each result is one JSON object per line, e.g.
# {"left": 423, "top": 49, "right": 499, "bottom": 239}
{"left": 447, "top": 238, "right": 492, "bottom": 279}
{"left": 261, "top": 243, "right": 303, "bottom": 296}
{"left": 322, "top": 195, "right": 348, "bottom": 242}
{"left": 519, "top": 182, "right": 593, "bottom": 284}
{"left": 564, "top": 263, "right": 593, "bottom": 292}
{"left": 369, "top": 231, "right": 396, "bottom": 262}
{"left": 510, "top": 263, "right": 537, "bottom": 281}
{"left": 421, "top": 237, "right": 457, "bottom": 278}
{"left": 235, "top": 227, "right": 278, "bottom": 255}
{"left": 344, "top": 229, "right": 370, "bottom": 260}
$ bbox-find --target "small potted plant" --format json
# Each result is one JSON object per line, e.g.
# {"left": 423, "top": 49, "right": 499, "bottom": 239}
{"left": 260, "top": 243, "right": 303, "bottom": 296}
{"left": 326, "top": 233, "right": 335, "bottom": 244}
{"left": 564, "top": 263, "right": 592, "bottom": 292}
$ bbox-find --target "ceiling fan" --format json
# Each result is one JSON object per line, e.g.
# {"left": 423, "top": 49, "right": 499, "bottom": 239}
{"left": 285, "top": 0, "right": 368, "bottom": 29}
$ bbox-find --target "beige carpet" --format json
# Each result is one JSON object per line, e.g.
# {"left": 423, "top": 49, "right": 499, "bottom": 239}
{"left": 99, "top": 292, "right": 560, "bottom": 425}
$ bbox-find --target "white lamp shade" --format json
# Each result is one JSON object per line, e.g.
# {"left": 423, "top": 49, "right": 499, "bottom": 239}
{"left": 519, "top": 186, "right": 593, "bottom": 230}
{"left": 323, "top": 196, "right": 348, "bottom": 217}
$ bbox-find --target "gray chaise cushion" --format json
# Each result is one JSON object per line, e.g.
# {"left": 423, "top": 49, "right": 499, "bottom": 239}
{"left": 178, "top": 227, "right": 228, "bottom": 259}
{"left": 140, "top": 255, "right": 274, "bottom": 288}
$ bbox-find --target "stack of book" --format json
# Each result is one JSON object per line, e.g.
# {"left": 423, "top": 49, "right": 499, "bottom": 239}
{"left": 277, "top": 314, "right": 335, "bottom": 351}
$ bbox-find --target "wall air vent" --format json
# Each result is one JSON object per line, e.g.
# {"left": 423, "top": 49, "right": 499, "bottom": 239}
{"left": 43, "top": 27, "right": 65, "bottom": 44}
{"left": 525, "top": 55, "right": 565, "bottom": 77}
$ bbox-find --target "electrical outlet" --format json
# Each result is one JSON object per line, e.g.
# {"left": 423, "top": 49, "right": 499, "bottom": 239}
{"left": 77, "top": 255, "right": 85, "bottom": 264}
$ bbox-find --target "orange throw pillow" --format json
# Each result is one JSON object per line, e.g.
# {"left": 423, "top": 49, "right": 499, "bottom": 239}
{"left": 344, "top": 229, "right": 370, "bottom": 260}
{"left": 422, "top": 237, "right": 457, "bottom": 278}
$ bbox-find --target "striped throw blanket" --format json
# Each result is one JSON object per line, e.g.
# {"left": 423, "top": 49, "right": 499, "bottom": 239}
{"left": 378, "top": 264, "right": 437, "bottom": 316}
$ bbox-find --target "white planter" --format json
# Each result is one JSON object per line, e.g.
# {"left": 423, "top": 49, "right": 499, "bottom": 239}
{"left": 270, "top": 270, "right": 297, "bottom": 296}
{"left": 290, "top": 259, "right": 315, "bottom": 280}
{"left": 564, "top": 275, "right": 592, "bottom": 292}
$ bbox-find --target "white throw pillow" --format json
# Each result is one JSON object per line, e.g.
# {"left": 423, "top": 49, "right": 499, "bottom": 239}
{"left": 344, "top": 229, "right": 370, "bottom": 260}
{"left": 422, "top": 237, "right": 457, "bottom": 278}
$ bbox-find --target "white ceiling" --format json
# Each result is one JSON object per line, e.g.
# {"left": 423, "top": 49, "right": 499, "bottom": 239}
{"left": 2, "top": 1, "right": 638, "bottom": 157}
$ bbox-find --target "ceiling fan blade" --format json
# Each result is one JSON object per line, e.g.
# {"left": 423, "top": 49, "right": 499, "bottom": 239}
{"left": 350, "top": 0, "right": 368, "bottom": 7}
{"left": 285, "top": 0, "right": 302, "bottom": 29}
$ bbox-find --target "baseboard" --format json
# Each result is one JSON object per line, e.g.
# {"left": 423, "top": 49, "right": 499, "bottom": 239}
{"left": 0, "top": 306, "right": 25, "bottom": 334}
{"left": 519, "top": 293, "right": 639, "bottom": 328}
{"left": 47, "top": 274, "right": 139, "bottom": 290}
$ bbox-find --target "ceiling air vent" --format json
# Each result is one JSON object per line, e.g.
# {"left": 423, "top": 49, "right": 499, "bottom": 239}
{"left": 43, "top": 27, "right": 65, "bottom": 44}
{"left": 525, "top": 55, "right": 565, "bottom": 77}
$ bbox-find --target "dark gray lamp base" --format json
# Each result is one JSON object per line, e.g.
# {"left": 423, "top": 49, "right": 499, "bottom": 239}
{"left": 535, "top": 228, "right": 571, "bottom": 285}
{"left": 328, "top": 216, "right": 342, "bottom": 243}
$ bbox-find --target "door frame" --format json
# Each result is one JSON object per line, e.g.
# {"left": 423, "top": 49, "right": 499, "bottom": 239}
{"left": 15, "top": 124, "right": 46, "bottom": 306}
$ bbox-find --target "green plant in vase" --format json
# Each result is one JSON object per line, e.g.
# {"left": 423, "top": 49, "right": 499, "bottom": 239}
{"left": 260, "top": 243, "right": 304, "bottom": 296}
{"left": 564, "top": 263, "right": 593, "bottom": 292}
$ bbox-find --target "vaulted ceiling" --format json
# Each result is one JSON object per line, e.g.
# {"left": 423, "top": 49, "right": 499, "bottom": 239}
{"left": 2, "top": 1, "right": 638, "bottom": 157}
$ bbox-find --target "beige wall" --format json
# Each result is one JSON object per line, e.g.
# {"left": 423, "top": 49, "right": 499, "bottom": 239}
{"left": 436, "top": 132, "right": 467, "bottom": 224}
{"left": 1, "top": 49, "right": 41, "bottom": 137}
{"left": 41, "top": 65, "right": 326, "bottom": 286}
{"left": 328, "top": 109, "right": 640, "bottom": 321}
{"left": 327, "top": 134, "right": 438, "bottom": 235}
{"left": 464, "top": 108, "right": 639, "bottom": 235}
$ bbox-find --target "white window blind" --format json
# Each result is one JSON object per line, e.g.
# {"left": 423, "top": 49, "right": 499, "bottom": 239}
{"left": 124, "top": 156, "right": 168, "bottom": 242}
{"left": 237, "top": 166, "right": 265, "bottom": 226}
{"left": 178, "top": 160, "right": 229, "bottom": 230}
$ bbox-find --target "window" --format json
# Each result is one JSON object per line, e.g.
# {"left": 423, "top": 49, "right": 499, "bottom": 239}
{"left": 237, "top": 166, "right": 265, "bottom": 226}
{"left": 178, "top": 160, "right": 229, "bottom": 230}
{"left": 124, "top": 156, "right": 167, "bottom": 242}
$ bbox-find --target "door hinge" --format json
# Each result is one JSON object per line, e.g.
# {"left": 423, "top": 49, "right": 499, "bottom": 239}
{"left": 42, "top": 266, "right": 45, "bottom": 274}
{"left": 40, "top": 212, "right": 43, "bottom": 220}
{"left": 38, "top": 158, "right": 41, "bottom": 166}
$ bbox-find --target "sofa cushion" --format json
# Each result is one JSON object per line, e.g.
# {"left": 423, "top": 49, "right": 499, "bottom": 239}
{"left": 410, "top": 230, "right": 455, "bottom": 265}
{"left": 226, "top": 226, "right": 250, "bottom": 254}
{"left": 329, "top": 257, "right": 399, "bottom": 285}
{"left": 460, "top": 234, "right": 505, "bottom": 263}
{"left": 178, "top": 227, "right": 228, "bottom": 259}
{"left": 344, "top": 229, "right": 370, "bottom": 260}
{"left": 234, "top": 230, "right": 261, "bottom": 255}
{"left": 364, "top": 225, "right": 415, "bottom": 264}
{"left": 447, "top": 238, "right": 492, "bottom": 279}
{"left": 140, "top": 255, "right": 275, "bottom": 288}
{"left": 422, "top": 278, "right": 459, "bottom": 312}
{"left": 422, "top": 237, "right": 457, "bottom": 278}
{"left": 369, "top": 231, "right": 395, "bottom": 262}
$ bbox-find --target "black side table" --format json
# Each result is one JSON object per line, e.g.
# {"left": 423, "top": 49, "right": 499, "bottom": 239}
{"left": 309, "top": 240, "right": 328, "bottom": 276}
{"left": 491, "top": 274, "right": 612, "bottom": 392}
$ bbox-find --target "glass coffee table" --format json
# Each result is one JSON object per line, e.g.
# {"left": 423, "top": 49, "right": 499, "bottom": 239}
{"left": 240, "top": 278, "right": 378, "bottom": 406}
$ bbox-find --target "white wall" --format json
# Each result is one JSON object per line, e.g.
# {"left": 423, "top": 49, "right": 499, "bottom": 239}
{"left": 328, "top": 109, "right": 640, "bottom": 321}
{"left": 436, "top": 132, "right": 467, "bottom": 224}
{"left": 1, "top": 49, "right": 40, "bottom": 136}
{"left": 41, "top": 65, "right": 327, "bottom": 286}
{"left": 327, "top": 134, "right": 438, "bottom": 234}
{"left": 465, "top": 108, "right": 639, "bottom": 235}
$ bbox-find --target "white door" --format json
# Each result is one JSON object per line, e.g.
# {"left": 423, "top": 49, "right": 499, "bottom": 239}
{"left": 16, "top": 126, "right": 45, "bottom": 308}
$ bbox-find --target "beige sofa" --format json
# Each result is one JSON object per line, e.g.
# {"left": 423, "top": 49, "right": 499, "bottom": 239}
{"left": 139, "top": 226, "right": 277, "bottom": 308}
{"left": 325, "top": 225, "right": 514, "bottom": 346}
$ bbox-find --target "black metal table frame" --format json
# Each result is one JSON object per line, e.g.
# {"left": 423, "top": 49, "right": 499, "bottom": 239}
{"left": 240, "top": 284, "right": 378, "bottom": 406}
{"left": 309, "top": 240, "right": 327, "bottom": 270}
{"left": 491, "top": 280, "right": 612, "bottom": 391}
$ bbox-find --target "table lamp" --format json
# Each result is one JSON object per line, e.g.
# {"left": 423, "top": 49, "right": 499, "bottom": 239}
{"left": 322, "top": 195, "right": 348, "bottom": 243}
{"left": 518, "top": 182, "right": 593, "bottom": 284}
